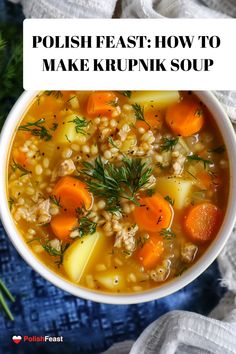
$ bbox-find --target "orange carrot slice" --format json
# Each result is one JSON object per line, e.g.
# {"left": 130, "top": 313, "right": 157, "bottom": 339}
{"left": 87, "top": 91, "right": 118, "bottom": 117}
{"left": 184, "top": 202, "right": 222, "bottom": 243}
{"left": 52, "top": 176, "right": 92, "bottom": 213}
{"left": 165, "top": 99, "right": 204, "bottom": 136}
{"left": 133, "top": 193, "right": 173, "bottom": 232}
{"left": 51, "top": 214, "right": 78, "bottom": 240}
{"left": 137, "top": 235, "right": 164, "bottom": 269}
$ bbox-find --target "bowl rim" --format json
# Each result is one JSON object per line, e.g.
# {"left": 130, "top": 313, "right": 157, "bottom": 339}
{"left": 0, "top": 90, "right": 236, "bottom": 305}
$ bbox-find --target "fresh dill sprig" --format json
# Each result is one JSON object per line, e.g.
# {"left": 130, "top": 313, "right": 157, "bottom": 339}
{"left": 187, "top": 154, "right": 213, "bottom": 169}
{"left": 145, "top": 188, "right": 155, "bottom": 197}
{"left": 108, "top": 136, "right": 120, "bottom": 150}
{"left": 136, "top": 234, "right": 149, "bottom": 248}
{"left": 132, "top": 103, "right": 150, "bottom": 127}
{"left": 8, "top": 197, "right": 14, "bottom": 211}
{"left": 50, "top": 122, "right": 58, "bottom": 131}
{"left": 107, "top": 99, "right": 119, "bottom": 107}
{"left": 164, "top": 195, "right": 175, "bottom": 206}
{"left": 121, "top": 91, "right": 132, "bottom": 98}
{"left": 28, "top": 238, "right": 70, "bottom": 267}
{"left": 11, "top": 159, "right": 31, "bottom": 177}
{"left": 19, "top": 118, "right": 52, "bottom": 141}
{"left": 81, "top": 156, "right": 152, "bottom": 210}
{"left": 44, "top": 91, "right": 63, "bottom": 99}
{"left": 160, "top": 228, "right": 176, "bottom": 240}
{"left": 160, "top": 137, "right": 179, "bottom": 152}
{"left": 49, "top": 195, "right": 62, "bottom": 208}
{"left": 0, "top": 279, "right": 15, "bottom": 321}
{"left": 69, "top": 116, "right": 90, "bottom": 135}
{"left": 208, "top": 145, "right": 225, "bottom": 154}
{"left": 74, "top": 217, "right": 97, "bottom": 238}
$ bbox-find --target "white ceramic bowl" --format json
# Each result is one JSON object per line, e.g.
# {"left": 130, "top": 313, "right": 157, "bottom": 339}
{"left": 0, "top": 91, "right": 236, "bottom": 305}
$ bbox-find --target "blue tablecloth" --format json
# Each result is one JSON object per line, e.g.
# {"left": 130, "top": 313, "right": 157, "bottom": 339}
{"left": 0, "top": 2, "right": 226, "bottom": 353}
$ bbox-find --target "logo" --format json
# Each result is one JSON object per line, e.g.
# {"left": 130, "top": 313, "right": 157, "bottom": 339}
{"left": 11, "top": 335, "right": 63, "bottom": 344}
{"left": 12, "top": 335, "right": 22, "bottom": 344}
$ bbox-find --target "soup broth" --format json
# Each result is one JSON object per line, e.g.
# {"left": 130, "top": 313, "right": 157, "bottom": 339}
{"left": 7, "top": 91, "right": 229, "bottom": 294}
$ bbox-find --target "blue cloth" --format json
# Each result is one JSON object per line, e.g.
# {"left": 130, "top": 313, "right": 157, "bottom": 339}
{"left": 0, "top": 223, "right": 225, "bottom": 354}
{"left": 0, "top": 1, "right": 226, "bottom": 353}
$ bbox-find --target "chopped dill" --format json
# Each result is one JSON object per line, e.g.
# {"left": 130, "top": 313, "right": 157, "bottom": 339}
{"left": 11, "top": 159, "right": 31, "bottom": 177}
{"left": 28, "top": 238, "right": 70, "bottom": 267}
{"left": 65, "top": 134, "right": 71, "bottom": 143}
{"left": 164, "top": 195, "right": 175, "bottom": 206}
{"left": 44, "top": 90, "right": 63, "bottom": 99}
{"left": 69, "top": 116, "right": 90, "bottom": 135}
{"left": 160, "top": 137, "right": 179, "bottom": 152}
{"left": 132, "top": 103, "right": 150, "bottom": 127}
{"left": 19, "top": 118, "right": 52, "bottom": 141}
{"left": 74, "top": 217, "right": 97, "bottom": 238}
{"left": 50, "top": 122, "right": 58, "bottom": 131}
{"left": 121, "top": 91, "right": 132, "bottom": 98}
{"left": 160, "top": 228, "right": 176, "bottom": 240}
{"left": 8, "top": 197, "right": 14, "bottom": 211}
{"left": 208, "top": 145, "right": 225, "bottom": 154}
{"left": 187, "top": 154, "right": 213, "bottom": 169}
{"left": 49, "top": 195, "right": 62, "bottom": 208}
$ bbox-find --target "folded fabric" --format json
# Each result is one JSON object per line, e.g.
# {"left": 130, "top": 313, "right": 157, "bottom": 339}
{"left": 8, "top": 0, "right": 117, "bottom": 18}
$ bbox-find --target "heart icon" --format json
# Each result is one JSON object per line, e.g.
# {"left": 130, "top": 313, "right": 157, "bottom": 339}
{"left": 12, "top": 335, "right": 22, "bottom": 344}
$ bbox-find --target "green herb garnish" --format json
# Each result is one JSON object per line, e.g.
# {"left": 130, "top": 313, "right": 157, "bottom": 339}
{"left": 0, "top": 279, "right": 15, "bottom": 320}
{"left": 65, "top": 134, "right": 71, "bottom": 143}
{"left": 132, "top": 103, "right": 150, "bottom": 127}
{"left": 107, "top": 99, "right": 119, "bottom": 107}
{"left": 50, "top": 122, "right": 58, "bottom": 131}
{"left": 11, "top": 159, "right": 31, "bottom": 177}
{"left": 28, "top": 238, "right": 70, "bottom": 267}
{"left": 69, "top": 116, "right": 89, "bottom": 135}
{"left": 19, "top": 118, "right": 52, "bottom": 141}
{"left": 187, "top": 154, "right": 213, "bottom": 169}
{"left": 136, "top": 234, "right": 149, "bottom": 248}
{"left": 49, "top": 195, "right": 62, "bottom": 208}
{"left": 8, "top": 197, "right": 14, "bottom": 211}
{"left": 160, "top": 137, "right": 179, "bottom": 152}
{"left": 145, "top": 188, "right": 155, "bottom": 197}
{"left": 208, "top": 145, "right": 225, "bottom": 154}
{"left": 81, "top": 156, "right": 152, "bottom": 210}
{"left": 108, "top": 136, "right": 120, "bottom": 150}
{"left": 164, "top": 195, "right": 174, "bottom": 206}
{"left": 75, "top": 217, "right": 97, "bottom": 238}
{"left": 44, "top": 91, "right": 63, "bottom": 99}
{"left": 160, "top": 228, "right": 176, "bottom": 240}
{"left": 121, "top": 91, "right": 132, "bottom": 98}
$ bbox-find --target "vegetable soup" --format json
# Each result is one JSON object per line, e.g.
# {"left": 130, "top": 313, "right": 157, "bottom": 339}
{"left": 7, "top": 90, "right": 229, "bottom": 294}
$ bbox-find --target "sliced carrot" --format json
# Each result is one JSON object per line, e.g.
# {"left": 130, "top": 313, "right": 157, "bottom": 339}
{"left": 196, "top": 171, "right": 222, "bottom": 190}
{"left": 51, "top": 214, "right": 78, "bottom": 240}
{"left": 184, "top": 202, "right": 222, "bottom": 243}
{"left": 137, "top": 234, "right": 164, "bottom": 269}
{"left": 52, "top": 176, "right": 92, "bottom": 213}
{"left": 133, "top": 193, "right": 173, "bottom": 232}
{"left": 13, "top": 150, "right": 28, "bottom": 166}
{"left": 87, "top": 91, "right": 118, "bottom": 117}
{"left": 165, "top": 99, "right": 204, "bottom": 136}
{"left": 136, "top": 109, "right": 163, "bottom": 131}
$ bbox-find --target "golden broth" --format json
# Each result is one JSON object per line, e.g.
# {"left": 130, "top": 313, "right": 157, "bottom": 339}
{"left": 7, "top": 91, "right": 229, "bottom": 294}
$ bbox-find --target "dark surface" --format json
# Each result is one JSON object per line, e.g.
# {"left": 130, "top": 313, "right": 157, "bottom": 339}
{"left": 0, "top": 1, "right": 226, "bottom": 353}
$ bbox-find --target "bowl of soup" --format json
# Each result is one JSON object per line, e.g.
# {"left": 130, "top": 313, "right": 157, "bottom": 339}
{"left": 0, "top": 90, "right": 236, "bottom": 304}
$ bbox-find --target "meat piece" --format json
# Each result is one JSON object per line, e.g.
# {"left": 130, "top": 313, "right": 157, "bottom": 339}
{"left": 34, "top": 199, "right": 52, "bottom": 225}
{"left": 51, "top": 159, "right": 76, "bottom": 181}
{"left": 181, "top": 242, "right": 198, "bottom": 263}
{"left": 114, "top": 223, "right": 138, "bottom": 255}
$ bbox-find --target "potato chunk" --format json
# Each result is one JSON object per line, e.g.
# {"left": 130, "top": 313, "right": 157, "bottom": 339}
{"left": 156, "top": 177, "right": 193, "bottom": 209}
{"left": 130, "top": 91, "right": 180, "bottom": 108}
{"left": 63, "top": 231, "right": 106, "bottom": 282}
{"left": 95, "top": 270, "right": 125, "bottom": 291}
